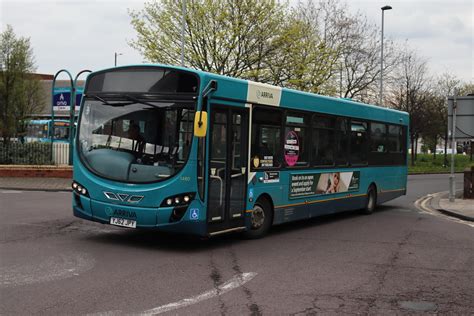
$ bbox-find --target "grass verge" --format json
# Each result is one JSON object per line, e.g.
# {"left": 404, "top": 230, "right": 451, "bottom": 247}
{"left": 408, "top": 153, "right": 474, "bottom": 174}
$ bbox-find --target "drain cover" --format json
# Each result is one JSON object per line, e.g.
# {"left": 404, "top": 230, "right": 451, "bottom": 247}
{"left": 399, "top": 301, "right": 437, "bottom": 311}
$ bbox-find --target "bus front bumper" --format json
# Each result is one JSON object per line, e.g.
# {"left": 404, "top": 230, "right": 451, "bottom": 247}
{"left": 72, "top": 194, "right": 207, "bottom": 236}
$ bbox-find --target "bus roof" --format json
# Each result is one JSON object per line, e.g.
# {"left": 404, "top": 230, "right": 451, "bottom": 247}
{"left": 86, "top": 64, "right": 409, "bottom": 126}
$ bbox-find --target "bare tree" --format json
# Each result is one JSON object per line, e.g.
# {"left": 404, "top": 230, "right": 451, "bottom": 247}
{"left": 435, "top": 72, "right": 461, "bottom": 164}
{"left": 387, "top": 48, "right": 430, "bottom": 165}
{"left": 339, "top": 14, "right": 400, "bottom": 103}
{"left": 294, "top": 0, "right": 400, "bottom": 102}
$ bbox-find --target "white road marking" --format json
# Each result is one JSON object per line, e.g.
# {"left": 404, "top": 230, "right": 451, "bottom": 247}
{"left": 89, "top": 272, "right": 257, "bottom": 316}
{"left": 1, "top": 190, "right": 22, "bottom": 194}
{"left": 0, "top": 252, "right": 95, "bottom": 287}
{"left": 141, "top": 272, "right": 257, "bottom": 315}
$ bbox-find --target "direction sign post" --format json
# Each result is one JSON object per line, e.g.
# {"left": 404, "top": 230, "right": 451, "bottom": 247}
{"left": 51, "top": 70, "right": 74, "bottom": 163}
{"left": 70, "top": 70, "right": 92, "bottom": 165}
{"left": 52, "top": 69, "right": 91, "bottom": 165}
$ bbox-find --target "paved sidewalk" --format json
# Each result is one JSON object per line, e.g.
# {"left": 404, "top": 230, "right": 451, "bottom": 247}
{"left": 0, "top": 177, "right": 71, "bottom": 191}
{"left": 431, "top": 191, "right": 474, "bottom": 222}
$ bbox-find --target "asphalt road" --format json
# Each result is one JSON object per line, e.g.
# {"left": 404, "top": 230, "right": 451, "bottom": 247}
{"left": 1, "top": 174, "right": 472, "bottom": 315}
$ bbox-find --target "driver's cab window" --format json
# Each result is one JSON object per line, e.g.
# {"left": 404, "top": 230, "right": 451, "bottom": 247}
{"left": 251, "top": 107, "right": 282, "bottom": 170}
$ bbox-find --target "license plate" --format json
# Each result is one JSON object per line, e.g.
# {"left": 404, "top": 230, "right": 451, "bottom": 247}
{"left": 110, "top": 217, "right": 136, "bottom": 228}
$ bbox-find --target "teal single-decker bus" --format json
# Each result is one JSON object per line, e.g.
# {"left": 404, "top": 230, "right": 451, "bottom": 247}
{"left": 72, "top": 64, "right": 409, "bottom": 238}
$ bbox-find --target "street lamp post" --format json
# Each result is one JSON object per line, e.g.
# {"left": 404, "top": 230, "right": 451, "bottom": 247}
{"left": 379, "top": 5, "right": 392, "bottom": 106}
{"left": 180, "top": 0, "right": 186, "bottom": 66}
{"left": 114, "top": 52, "right": 122, "bottom": 67}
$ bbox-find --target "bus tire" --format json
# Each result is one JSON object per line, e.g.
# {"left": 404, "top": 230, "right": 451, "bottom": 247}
{"left": 362, "top": 185, "right": 377, "bottom": 215}
{"left": 242, "top": 198, "right": 272, "bottom": 239}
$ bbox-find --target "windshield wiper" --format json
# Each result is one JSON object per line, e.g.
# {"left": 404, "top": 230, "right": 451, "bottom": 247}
{"left": 119, "top": 94, "right": 162, "bottom": 109}
{"left": 91, "top": 95, "right": 134, "bottom": 107}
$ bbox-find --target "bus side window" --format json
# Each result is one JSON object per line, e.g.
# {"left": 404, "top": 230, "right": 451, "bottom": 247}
{"left": 312, "top": 115, "right": 335, "bottom": 166}
{"left": 335, "top": 118, "right": 349, "bottom": 166}
{"left": 285, "top": 112, "right": 309, "bottom": 167}
{"left": 370, "top": 122, "right": 387, "bottom": 153}
{"left": 387, "top": 125, "right": 402, "bottom": 153}
{"left": 387, "top": 124, "right": 404, "bottom": 165}
{"left": 350, "top": 120, "right": 368, "bottom": 165}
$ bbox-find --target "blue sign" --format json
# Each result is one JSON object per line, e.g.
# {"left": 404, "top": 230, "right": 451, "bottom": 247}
{"left": 53, "top": 87, "right": 84, "bottom": 112}
{"left": 190, "top": 208, "right": 199, "bottom": 220}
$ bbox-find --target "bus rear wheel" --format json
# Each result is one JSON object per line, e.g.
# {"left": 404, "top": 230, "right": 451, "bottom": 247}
{"left": 242, "top": 198, "right": 272, "bottom": 239}
{"left": 362, "top": 185, "right": 377, "bottom": 215}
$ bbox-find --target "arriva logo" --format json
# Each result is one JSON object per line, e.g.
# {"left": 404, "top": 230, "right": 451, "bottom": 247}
{"left": 256, "top": 89, "right": 274, "bottom": 100}
{"left": 56, "top": 93, "right": 68, "bottom": 107}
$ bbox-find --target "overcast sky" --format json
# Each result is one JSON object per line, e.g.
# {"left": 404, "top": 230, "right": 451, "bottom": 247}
{"left": 1, "top": 0, "right": 472, "bottom": 82}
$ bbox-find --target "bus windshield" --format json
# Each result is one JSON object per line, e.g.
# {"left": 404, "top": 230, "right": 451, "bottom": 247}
{"left": 53, "top": 123, "right": 69, "bottom": 141}
{"left": 78, "top": 98, "right": 195, "bottom": 183}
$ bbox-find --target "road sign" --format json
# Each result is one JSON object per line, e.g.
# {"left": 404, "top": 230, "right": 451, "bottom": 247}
{"left": 53, "top": 87, "right": 84, "bottom": 112}
{"left": 448, "top": 96, "right": 474, "bottom": 141}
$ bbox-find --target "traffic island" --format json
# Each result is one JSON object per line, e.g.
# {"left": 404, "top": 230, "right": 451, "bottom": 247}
{"left": 438, "top": 199, "right": 474, "bottom": 222}
{"left": 430, "top": 191, "right": 474, "bottom": 222}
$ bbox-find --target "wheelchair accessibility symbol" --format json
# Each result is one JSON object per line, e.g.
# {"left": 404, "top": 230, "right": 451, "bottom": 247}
{"left": 190, "top": 208, "right": 199, "bottom": 220}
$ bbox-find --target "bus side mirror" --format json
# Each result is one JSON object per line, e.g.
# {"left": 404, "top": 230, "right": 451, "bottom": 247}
{"left": 194, "top": 111, "right": 208, "bottom": 138}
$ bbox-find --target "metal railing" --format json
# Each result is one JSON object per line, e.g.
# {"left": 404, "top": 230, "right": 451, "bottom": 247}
{"left": 52, "top": 143, "right": 70, "bottom": 165}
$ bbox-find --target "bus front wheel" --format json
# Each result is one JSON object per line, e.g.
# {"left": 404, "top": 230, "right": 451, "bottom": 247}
{"left": 362, "top": 185, "right": 377, "bottom": 215}
{"left": 243, "top": 198, "right": 272, "bottom": 239}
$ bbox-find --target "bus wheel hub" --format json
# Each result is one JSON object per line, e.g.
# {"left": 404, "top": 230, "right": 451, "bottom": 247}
{"left": 251, "top": 205, "right": 265, "bottom": 229}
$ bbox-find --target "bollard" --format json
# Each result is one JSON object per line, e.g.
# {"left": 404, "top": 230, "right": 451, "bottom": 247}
{"left": 464, "top": 166, "right": 474, "bottom": 199}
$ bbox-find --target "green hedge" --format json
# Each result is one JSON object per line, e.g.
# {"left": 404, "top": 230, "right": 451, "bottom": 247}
{"left": 0, "top": 142, "right": 53, "bottom": 165}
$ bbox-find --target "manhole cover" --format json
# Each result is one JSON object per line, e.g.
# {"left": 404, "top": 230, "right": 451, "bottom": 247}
{"left": 399, "top": 301, "right": 437, "bottom": 311}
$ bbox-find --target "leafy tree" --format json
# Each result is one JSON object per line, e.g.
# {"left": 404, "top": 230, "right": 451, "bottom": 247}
{"left": 0, "top": 25, "right": 43, "bottom": 142}
{"left": 129, "top": 0, "right": 338, "bottom": 93}
{"left": 130, "top": 0, "right": 287, "bottom": 77}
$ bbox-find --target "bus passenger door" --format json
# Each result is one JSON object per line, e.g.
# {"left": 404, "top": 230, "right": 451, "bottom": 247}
{"left": 207, "top": 106, "right": 248, "bottom": 235}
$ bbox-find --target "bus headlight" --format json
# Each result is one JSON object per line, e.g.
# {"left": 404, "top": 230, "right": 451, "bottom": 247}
{"left": 72, "top": 181, "right": 89, "bottom": 197}
{"left": 160, "top": 193, "right": 195, "bottom": 207}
